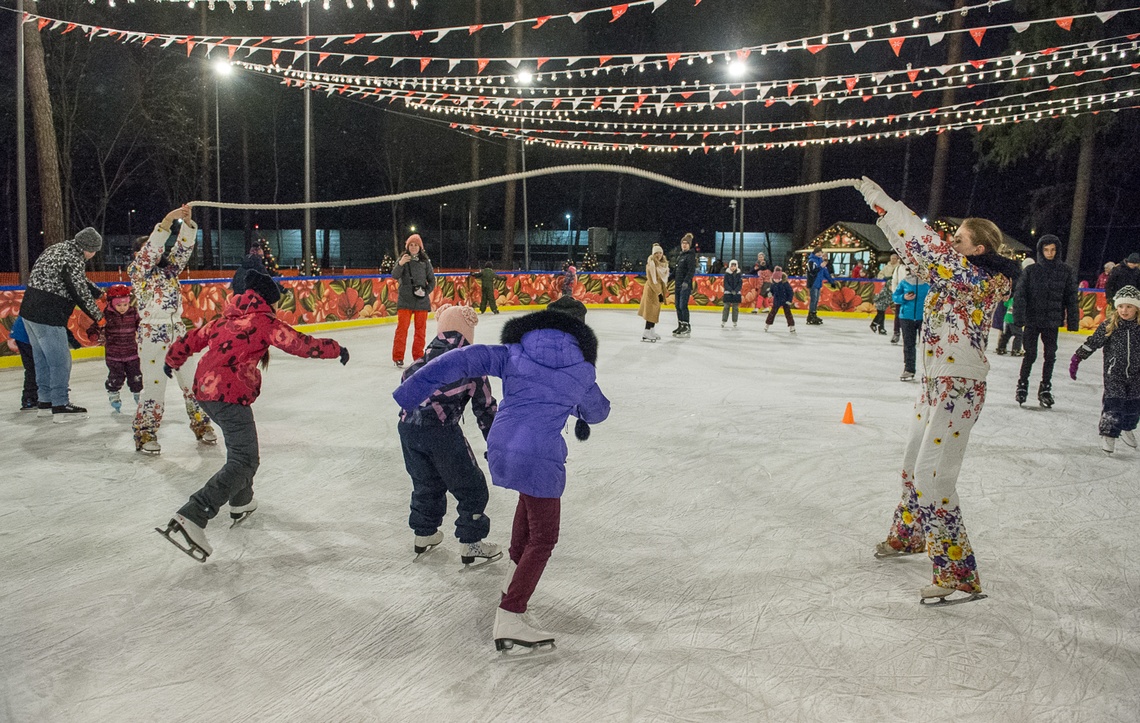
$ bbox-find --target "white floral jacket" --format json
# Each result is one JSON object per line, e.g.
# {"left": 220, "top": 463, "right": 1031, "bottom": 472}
{"left": 877, "top": 201, "right": 1009, "bottom": 381}
{"left": 128, "top": 220, "right": 197, "bottom": 343}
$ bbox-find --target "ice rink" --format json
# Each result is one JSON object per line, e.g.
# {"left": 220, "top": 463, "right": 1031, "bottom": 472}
{"left": 2, "top": 308, "right": 1138, "bottom": 722}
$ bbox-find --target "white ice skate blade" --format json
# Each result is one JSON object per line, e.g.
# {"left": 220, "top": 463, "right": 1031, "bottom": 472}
{"left": 874, "top": 549, "right": 922, "bottom": 560}
{"left": 494, "top": 639, "right": 556, "bottom": 658}
{"left": 155, "top": 521, "right": 210, "bottom": 563}
{"left": 459, "top": 551, "right": 503, "bottom": 570}
{"left": 413, "top": 545, "right": 441, "bottom": 562}
{"left": 229, "top": 511, "right": 256, "bottom": 528}
{"left": 920, "top": 592, "right": 987, "bottom": 606}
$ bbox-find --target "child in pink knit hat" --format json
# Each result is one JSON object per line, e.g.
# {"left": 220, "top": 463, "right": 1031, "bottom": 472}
{"left": 397, "top": 304, "right": 501, "bottom": 566}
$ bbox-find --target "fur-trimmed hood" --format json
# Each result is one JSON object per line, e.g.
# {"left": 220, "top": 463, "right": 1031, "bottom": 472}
{"left": 501, "top": 309, "right": 598, "bottom": 366}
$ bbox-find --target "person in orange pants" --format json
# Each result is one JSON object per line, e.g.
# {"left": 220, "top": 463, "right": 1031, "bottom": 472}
{"left": 392, "top": 233, "right": 435, "bottom": 368}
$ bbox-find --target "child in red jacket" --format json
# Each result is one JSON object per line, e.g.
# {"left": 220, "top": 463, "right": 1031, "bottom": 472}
{"left": 156, "top": 269, "right": 349, "bottom": 562}
{"left": 88, "top": 284, "right": 142, "bottom": 414}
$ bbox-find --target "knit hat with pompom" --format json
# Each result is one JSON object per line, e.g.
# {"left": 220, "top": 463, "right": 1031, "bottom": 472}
{"left": 436, "top": 303, "right": 478, "bottom": 343}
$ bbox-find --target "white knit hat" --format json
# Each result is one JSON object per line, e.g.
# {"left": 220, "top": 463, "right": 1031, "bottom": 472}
{"left": 1113, "top": 285, "right": 1140, "bottom": 310}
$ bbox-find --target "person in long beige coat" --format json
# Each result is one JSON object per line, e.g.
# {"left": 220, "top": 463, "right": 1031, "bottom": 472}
{"left": 638, "top": 244, "right": 671, "bottom": 342}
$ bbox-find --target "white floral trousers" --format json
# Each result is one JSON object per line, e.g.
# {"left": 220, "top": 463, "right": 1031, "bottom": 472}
{"left": 133, "top": 326, "right": 211, "bottom": 446}
{"left": 884, "top": 376, "right": 986, "bottom": 593}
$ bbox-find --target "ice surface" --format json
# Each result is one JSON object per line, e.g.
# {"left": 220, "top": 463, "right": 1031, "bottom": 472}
{"left": 2, "top": 310, "right": 1138, "bottom": 722}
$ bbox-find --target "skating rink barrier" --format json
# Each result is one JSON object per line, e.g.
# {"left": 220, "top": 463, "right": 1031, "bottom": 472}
{"left": 0, "top": 272, "right": 1107, "bottom": 365}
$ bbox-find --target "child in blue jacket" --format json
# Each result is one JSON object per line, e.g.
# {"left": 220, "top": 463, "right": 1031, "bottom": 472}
{"left": 394, "top": 296, "right": 610, "bottom": 654}
{"left": 892, "top": 272, "right": 930, "bottom": 382}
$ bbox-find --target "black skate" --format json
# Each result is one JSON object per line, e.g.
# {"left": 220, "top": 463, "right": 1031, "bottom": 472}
{"left": 1015, "top": 381, "right": 1028, "bottom": 406}
{"left": 229, "top": 499, "right": 258, "bottom": 528}
{"left": 155, "top": 515, "right": 212, "bottom": 563}
{"left": 995, "top": 347, "right": 1007, "bottom": 356}
{"left": 869, "top": 322, "right": 880, "bottom": 333}
{"left": 890, "top": 331, "right": 900, "bottom": 345}
{"left": 1038, "top": 382, "right": 1054, "bottom": 409}
{"left": 676, "top": 323, "right": 691, "bottom": 338}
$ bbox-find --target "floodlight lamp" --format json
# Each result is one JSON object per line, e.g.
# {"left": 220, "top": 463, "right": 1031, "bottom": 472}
{"left": 517, "top": 71, "right": 534, "bottom": 84}
{"left": 214, "top": 60, "right": 234, "bottom": 76}
{"left": 728, "top": 60, "right": 747, "bottom": 78}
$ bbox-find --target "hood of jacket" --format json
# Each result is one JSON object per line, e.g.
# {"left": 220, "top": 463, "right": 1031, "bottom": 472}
{"left": 224, "top": 289, "right": 276, "bottom": 320}
{"left": 501, "top": 309, "right": 598, "bottom": 367}
{"left": 1036, "top": 236, "right": 1063, "bottom": 264}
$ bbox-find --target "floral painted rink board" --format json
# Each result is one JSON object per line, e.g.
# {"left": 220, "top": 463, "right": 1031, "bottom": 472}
{"left": 0, "top": 274, "right": 1109, "bottom": 357}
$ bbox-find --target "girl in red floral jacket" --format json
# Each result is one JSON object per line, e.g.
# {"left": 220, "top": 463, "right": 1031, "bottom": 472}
{"left": 156, "top": 269, "right": 349, "bottom": 562}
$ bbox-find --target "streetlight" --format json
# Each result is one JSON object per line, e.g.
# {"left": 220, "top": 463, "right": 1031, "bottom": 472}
{"left": 728, "top": 59, "right": 748, "bottom": 262}
{"left": 438, "top": 202, "right": 447, "bottom": 267}
{"left": 128, "top": 209, "right": 136, "bottom": 237}
{"left": 213, "top": 59, "right": 233, "bottom": 268}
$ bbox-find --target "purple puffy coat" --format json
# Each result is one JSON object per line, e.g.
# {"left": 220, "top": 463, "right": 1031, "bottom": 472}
{"left": 393, "top": 310, "right": 610, "bottom": 498}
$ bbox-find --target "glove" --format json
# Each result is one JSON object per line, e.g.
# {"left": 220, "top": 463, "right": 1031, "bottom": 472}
{"left": 574, "top": 418, "right": 591, "bottom": 441}
{"left": 831, "top": 283, "right": 840, "bottom": 291}
{"left": 339, "top": 347, "right": 350, "bottom": 365}
{"left": 658, "top": 294, "right": 664, "bottom": 303}
{"left": 163, "top": 364, "right": 174, "bottom": 379}
{"left": 856, "top": 176, "right": 893, "bottom": 213}
{"left": 1069, "top": 354, "right": 1080, "bottom": 380}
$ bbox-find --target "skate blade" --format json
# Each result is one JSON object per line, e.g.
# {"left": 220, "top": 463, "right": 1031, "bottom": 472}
{"left": 874, "top": 550, "right": 922, "bottom": 560}
{"left": 198, "top": 439, "right": 218, "bottom": 446}
{"left": 920, "top": 592, "right": 987, "bottom": 606}
{"left": 229, "top": 511, "right": 255, "bottom": 529}
{"left": 460, "top": 551, "right": 503, "bottom": 570}
{"left": 413, "top": 544, "right": 441, "bottom": 561}
{"left": 495, "top": 638, "right": 556, "bottom": 655}
{"left": 155, "top": 524, "right": 209, "bottom": 563}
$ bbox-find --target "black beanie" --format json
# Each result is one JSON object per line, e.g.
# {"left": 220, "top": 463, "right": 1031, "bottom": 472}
{"left": 242, "top": 269, "right": 282, "bottom": 305}
{"left": 547, "top": 295, "right": 587, "bottom": 321}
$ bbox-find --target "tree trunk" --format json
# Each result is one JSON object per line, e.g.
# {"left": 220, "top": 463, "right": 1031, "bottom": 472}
{"left": 927, "top": 0, "right": 966, "bottom": 220}
{"left": 502, "top": 142, "right": 518, "bottom": 267}
{"left": 466, "top": 0, "right": 483, "bottom": 267}
{"left": 242, "top": 118, "right": 252, "bottom": 251}
{"left": 792, "top": 0, "right": 831, "bottom": 248}
{"left": 1067, "top": 120, "right": 1096, "bottom": 273}
{"left": 23, "top": 11, "right": 65, "bottom": 247}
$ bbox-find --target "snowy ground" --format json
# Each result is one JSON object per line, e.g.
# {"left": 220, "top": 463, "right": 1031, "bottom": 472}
{"left": 2, "top": 308, "right": 1138, "bottom": 722}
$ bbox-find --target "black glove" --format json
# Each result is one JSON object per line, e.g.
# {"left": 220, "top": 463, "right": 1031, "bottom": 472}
{"left": 339, "top": 347, "right": 350, "bottom": 365}
{"left": 163, "top": 364, "right": 174, "bottom": 379}
{"left": 574, "top": 418, "right": 591, "bottom": 441}
{"left": 658, "top": 294, "right": 664, "bottom": 303}
{"left": 66, "top": 331, "right": 81, "bottom": 350}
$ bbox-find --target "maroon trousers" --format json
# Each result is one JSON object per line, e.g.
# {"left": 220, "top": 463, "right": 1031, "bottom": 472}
{"left": 765, "top": 304, "right": 795, "bottom": 327}
{"left": 500, "top": 493, "right": 561, "bottom": 614}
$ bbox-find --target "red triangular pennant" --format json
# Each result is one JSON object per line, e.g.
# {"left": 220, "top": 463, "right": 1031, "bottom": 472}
{"left": 536, "top": 57, "right": 549, "bottom": 69}
{"left": 968, "top": 59, "right": 986, "bottom": 69}
{"left": 911, "top": 90, "right": 922, "bottom": 98}
{"left": 599, "top": 56, "right": 613, "bottom": 66}
{"left": 37, "top": 18, "right": 50, "bottom": 31}
{"left": 318, "top": 53, "right": 330, "bottom": 65}
{"left": 593, "top": 96, "right": 604, "bottom": 109}
{"left": 907, "top": 69, "right": 920, "bottom": 82}
{"left": 468, "top": 24, "right": 483, "bottom": 35}
{"left": 889, "top": 37, "right": 905, "bottom": 56}
{"left": 346, "top": 34, "right": 365, "bottom": 45}
{"left": 807, "top": 44, "right": 825, "bottom": 54}
{"left": 420, "top": 57, "right": 431, "bottom": 72}
{"left": 294, "top": 35, "right": 314, "bottom": 45}
{"left": 1055, "top": 17, "right": 1073, "bottom": 31}
{"left": 633, "top": 94, "right": 648, "bottom": 110}
{"left": 272, "top": 49, "right": 282, "bottom": 64}
{"left": 476, "top": 58, "right": 490, "bottom": 74}
{"left": 63, "top": 23, "right": 78, "bottom": 35}
{"left": 410, "top": 30, "right": 424, "bottom": 41}
{"left": 969, "top": 27, "right": 986, "bottom": 46}
{"left": 845, "top": 77, "right": 858, "bottom": 92}
{"left": 786, "top": 82, "right": 799, "bottom": 96}
{"left": 611, "top": 4, "right": 629, "bottom": 22}
{"left": 533, "top": 16, "right": 551, "bottom": 29}
{"left": 667, "top": 53, "right": 681, "bottom": 70}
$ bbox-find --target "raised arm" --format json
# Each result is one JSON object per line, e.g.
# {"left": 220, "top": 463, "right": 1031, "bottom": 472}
{"left": 166, "top": 322, "right": 214, "bottom": 369}
{"left": 394, "top": 344, "right": 508, "bottom": 410}
{"left": 268, "top": 320, "right": 342, "bottom": 360}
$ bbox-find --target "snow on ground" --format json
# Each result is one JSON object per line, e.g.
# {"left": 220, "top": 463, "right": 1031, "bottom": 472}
{"left": 1, "top": 308, "right": 1138, "bottom": 722}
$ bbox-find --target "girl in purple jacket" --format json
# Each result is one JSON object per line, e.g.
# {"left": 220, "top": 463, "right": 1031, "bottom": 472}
{"left": 394, "top": 297, "right": 610, "bottom": 653}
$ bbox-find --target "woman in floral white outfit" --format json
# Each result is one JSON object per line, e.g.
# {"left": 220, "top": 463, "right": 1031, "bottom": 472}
{"left": 857, "top": 178, "right": 1020, "bottom": 603}
{"left": 129, "top": 205, "right": 215, "bottom": 454}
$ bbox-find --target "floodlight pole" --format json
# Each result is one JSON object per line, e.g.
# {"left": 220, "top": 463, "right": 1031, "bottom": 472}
{"left": 16, "top": 0, "right": 29, "bottom": 283}
{"left": 303, "top": 1, "right": 314, "bottom": 275}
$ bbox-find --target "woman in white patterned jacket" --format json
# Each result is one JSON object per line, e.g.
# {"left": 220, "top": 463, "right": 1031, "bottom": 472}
{"left": 129, "top": 205, "right": 216, "bottom": 454}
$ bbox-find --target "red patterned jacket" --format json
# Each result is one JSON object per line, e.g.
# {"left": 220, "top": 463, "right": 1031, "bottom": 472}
{"left": 166, "top": 290, "right": 342, "bottom": 405}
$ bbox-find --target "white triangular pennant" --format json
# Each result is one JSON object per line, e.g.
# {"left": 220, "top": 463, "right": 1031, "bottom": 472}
{"left": 709, "top": 89, "right": 721, "bottom": 103}
{"left": 322, "top": 37, "right": 336, "bottom": 48}
{"left": 392, "top": 57, "right": 405, "bottom": 67}
{"left": 1095, "top": 10, "right": 1118, "bottom": 22}
{"left": 569, "top": 11, "right": 587, "bottom": 23}
{"left": 613, "top": 95, "right": 626, "bottom": 110}
{"left": 571, "top": 97, "right": 583, "bottom": 110}
{"left": 431, "top": 28, "right": 453, "bottom": 43}
{"left": 505, "top": 58, "right": 521, "bottom": 68}
{"left": 448, "top": 59, "right": 461, "bottom": 72}
{"left": 927, "top": 32, "right": 944, "bottom": 46}
{"left": 1010, "top": 51, "right": 1024, "bottom": 66}
{"left": 565, "top": 57, "right": 583, "bottom": 67}
{"left": 293, "top": 50, "right": 304, "bottom": 63}
{"left": 936, "top": 64, "right": 951, "bottom": 75}
{"left": 631, "top": 55, "right": 646, "bottom": 65}
{"left": 871, "top": 73, "right": 884, "bottom": 85}
{"left": 757, "top": 84, "right": 772, "bottom": 99}
{"left": 655, "top": 102, "right": 665, "bottom": 115}
{"left": 371, "top": 33, "right": 391, "bottom": 44}
{"left": 651, "top": 0, "right": 666, "bottom": 10}
{"left": 814, "top": 80, "right": 828, "bottom": 94}
{"left": 1046, "top": 74, "right": 1058, "bottom": 83}
{"left": 849, "top": 40, "right": 867, "bottom": 53}
{"left": 1012, "top": 22, "right": 1030, "bottom": 33}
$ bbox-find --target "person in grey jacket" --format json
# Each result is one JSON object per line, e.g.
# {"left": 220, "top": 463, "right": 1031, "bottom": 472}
{"left": 392, "top": 233, "right": 436, "bottom": 368}
{"left": 19, "top": 227, "right": 104, "bottom": 421}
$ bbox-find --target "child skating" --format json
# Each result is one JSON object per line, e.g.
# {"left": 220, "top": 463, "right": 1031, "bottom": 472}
{"left": 763, "top": 267, "right": 796, "bottom": 333}
{"left": 1069, "top": 285, "right": 1140, "bottom": 454}
{"left": 721, "top": 260, "right": 742, "bottom": 329}
{"left": 88, "top": 285, "right": 142, "bottom": 414}
{"left": 156, "top": 269, "right": 348, "bottom": 562}
{"left": 394, "top": 296, "right": 609, "bottom": 653}
{"left": 398, "top": 304, "right": 501, "bottom": 566}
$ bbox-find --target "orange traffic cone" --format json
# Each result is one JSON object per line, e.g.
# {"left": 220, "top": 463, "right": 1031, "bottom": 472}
{"left": 841, "top": 402, "right": 855, "bottom": 425}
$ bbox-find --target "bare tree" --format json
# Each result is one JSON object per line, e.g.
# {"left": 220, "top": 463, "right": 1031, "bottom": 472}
{"left": 23, "top": 2, "right": 65, "bottom": 246}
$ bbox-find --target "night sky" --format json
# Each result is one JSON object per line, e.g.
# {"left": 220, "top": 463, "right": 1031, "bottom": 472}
{"left": 1, "top": 0, "right": 1138, "bottom": 277}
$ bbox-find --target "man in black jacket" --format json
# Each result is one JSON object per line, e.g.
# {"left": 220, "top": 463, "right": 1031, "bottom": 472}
{"left": 20, "top": 228, "right": 104, "bottom": 420}
{"left": 1013, "top": 234, "right": 1080, "bottom": 408}
{"left": 1105, "top": 253, "right": 1140, "bottom": 305}
{"left": 672, "top": 233, "right": 696, "bottom": 337}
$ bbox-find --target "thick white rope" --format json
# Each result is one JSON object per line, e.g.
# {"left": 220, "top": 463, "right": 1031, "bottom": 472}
{"left": 187, "top": 164, "right": 860, "bottom": 211}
